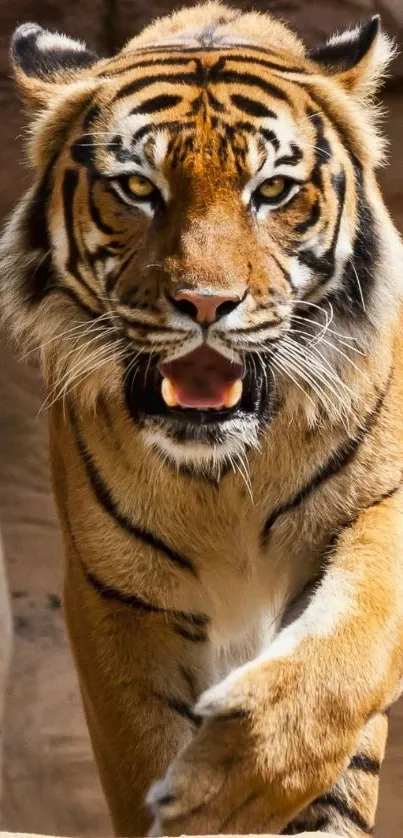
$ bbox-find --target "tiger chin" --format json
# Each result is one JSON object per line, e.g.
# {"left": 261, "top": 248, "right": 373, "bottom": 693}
{"left": 2, "top": 3, "right": 403, "bottom": 838}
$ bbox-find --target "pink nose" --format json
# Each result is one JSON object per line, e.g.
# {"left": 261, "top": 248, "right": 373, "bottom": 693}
{"left": 172, "top": 290, "right": 242, "bottom": 324}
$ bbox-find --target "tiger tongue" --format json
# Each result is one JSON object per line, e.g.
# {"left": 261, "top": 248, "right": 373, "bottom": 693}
{"left": 159, "top": 346, "right": 244, "bottom": 409}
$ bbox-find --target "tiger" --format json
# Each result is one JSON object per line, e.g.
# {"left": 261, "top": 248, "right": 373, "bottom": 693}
{"left": 1, "top": 1, "right": 403, "bottom": 835}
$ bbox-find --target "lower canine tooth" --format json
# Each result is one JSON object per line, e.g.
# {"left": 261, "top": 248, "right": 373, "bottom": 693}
{"left": 161, "top": 378, "right": 178, "bottom": 407}
{"left": 224, "top": 379, "right": 243, "bottom": 408}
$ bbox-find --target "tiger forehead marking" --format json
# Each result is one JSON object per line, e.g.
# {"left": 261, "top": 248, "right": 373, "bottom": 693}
{"left": 84, "top": 50, "right": 326, "bottom": 188}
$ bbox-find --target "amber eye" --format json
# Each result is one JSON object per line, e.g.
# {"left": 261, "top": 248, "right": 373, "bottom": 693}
{"left": 125, "top": 174, "right": 156, "bottom": 199}
{"left": 256, "top": 176, "right": 293, "bottom": 204}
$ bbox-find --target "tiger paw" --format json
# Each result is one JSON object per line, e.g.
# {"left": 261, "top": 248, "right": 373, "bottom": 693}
{"left": 147, "top": 666, "right": 293, "bottom": 836}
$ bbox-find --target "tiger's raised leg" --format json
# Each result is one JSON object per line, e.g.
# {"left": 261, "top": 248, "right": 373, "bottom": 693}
{"left": 148, "top": 487, "right": 403, "bottom": 837}
{"left": 64, "top": 545, "right": 212, "bottom": 836}
{"left": 283, "top": 712, "right": 388, "bottom": 835}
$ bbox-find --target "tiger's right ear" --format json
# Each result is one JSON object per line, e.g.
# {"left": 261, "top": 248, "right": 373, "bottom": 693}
{"left": 11, "top": 23, "right": 99, "bottom": 111}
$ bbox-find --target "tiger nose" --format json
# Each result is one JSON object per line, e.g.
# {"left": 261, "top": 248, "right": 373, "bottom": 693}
{"left": 171, "top": 290, "right": 243, "bottom": 324}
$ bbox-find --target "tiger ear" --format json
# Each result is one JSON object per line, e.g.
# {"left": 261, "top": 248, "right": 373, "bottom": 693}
{"left": 308, "top": 17, "right": 396, "bottom": 98}
{"left": 11, "top": 23, "right": 99, "bottom": 111}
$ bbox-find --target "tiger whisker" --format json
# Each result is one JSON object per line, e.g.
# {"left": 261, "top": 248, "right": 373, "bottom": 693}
{"left": 291, "top": 311, "right": 363, "bottom": 350}
{"left": 275, "top": 352, "right": 346, "bottom": 426}
{"left": 21, "top": 305, "right": 115, "bottom": 360}
{"left": 276, "top": 338, "right": 354, "bottom": 427}
{"left": 290, "top": 328, "right": 369, "bottom": 386}
{"left": 349, "top": 260, "right": 366, "bottom": 313}
{"left": 40, "top": 332, "right": 125, "bottom": 413}
{"left": 272, "top": 354, "right": 317, "bottom": 413}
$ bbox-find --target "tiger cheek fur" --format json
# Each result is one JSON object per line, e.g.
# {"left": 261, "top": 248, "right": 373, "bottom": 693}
{"left": 2, "top": 4, "right": 403, "bottom": 838}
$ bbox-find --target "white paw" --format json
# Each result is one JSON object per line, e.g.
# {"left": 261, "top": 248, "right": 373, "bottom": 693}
{"left": 195, "top": 666, "right": 246, "bottom": 717}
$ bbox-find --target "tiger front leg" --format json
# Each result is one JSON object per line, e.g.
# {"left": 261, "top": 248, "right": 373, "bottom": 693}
{"left": 64, "top": 547, "right": 213, "bottom": 837}
{"left": 149, "top": 489, "right": 403, "bottom": 836}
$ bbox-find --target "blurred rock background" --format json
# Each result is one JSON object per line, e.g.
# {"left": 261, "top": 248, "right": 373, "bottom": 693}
{"left": 0, "top": 1, "right": 402, "bottom": 835}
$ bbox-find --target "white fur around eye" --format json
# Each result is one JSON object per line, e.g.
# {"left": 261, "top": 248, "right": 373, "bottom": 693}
{"left": 109, "top": 182, "right": 155, "bottom": 218}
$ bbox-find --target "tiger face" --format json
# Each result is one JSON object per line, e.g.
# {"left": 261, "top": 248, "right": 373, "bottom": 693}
{"left": 4, "top": 6, "right": 395, "bottom": 467}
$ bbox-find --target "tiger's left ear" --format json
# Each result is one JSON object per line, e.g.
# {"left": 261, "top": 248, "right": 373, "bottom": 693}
{"left": 11, "top": 23, "right": 99, "bottom": 111}
{"left": 308, "top": 17, "right": 396, "bottom": 98}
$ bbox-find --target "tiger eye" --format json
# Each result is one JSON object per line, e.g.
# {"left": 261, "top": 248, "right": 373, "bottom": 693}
{"left": 126, "top": 174, "right": 155, "bottom": 198}
{"left": 258, "top": 176, "right": 287, "bottom": 200}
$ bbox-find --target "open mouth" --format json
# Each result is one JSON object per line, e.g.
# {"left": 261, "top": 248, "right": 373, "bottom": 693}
{"left": 124, "top": 344, "right": 272, "bottom": 429}
{"left": 160, "top": 346, "right": 244, "bottom": 411}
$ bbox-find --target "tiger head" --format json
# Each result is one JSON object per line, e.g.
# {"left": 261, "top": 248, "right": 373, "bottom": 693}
{"left": 1, "top": 3, "right": 399, "bottom": 468}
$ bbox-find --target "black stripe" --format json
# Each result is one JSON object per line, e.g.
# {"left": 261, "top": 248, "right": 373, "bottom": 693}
{"left": 81, "top": 561, "right": 161, "bottom": 612}
{"left": 224, "top": 53, "right": 312, "bottom": 76}
{"left": 271, "top": 254, "right": 295, "bottom": 291}
{"left": 85, "top": 243, "right": 115, "bottom": 267}
{"left": 349, "top": 754, "right": 381, "bottom": 775}
{"left": 277, "top": 143, "right": 303, "bottom": 167}
{"left": 160, "top": 695, "right": 202, "bottom": 727}
{"left": 65, "top": 506, "right": 209, "bottom": 636}
{"left": 71, "top": 135, "right": 95, "bottom": 168}
{"left": 206, "top": 89, "right": 225, "bottom": 112}
{"left": 171, "top": 611, "right": 208, "bottom": 629}
{"left": 106, "top": 251, "right": 136, "bottom": 294}
{"left": 103, "top": 55, "right": 194, "bottom": 77}
{"left": 260, "top": 128, "right": 280, "bottom": 151}
{"left": 114, "top": 64, "right": 288, "bottom": 104}
{"left": 114, "top": 71, "right": 199, "bottom": 100}
{"left": 172, "top": 623, "right": 208, "bottom": 642}
{"left": 332, "top": 161, "right": 379, "bottom": 316}
{"left": 70, "top": 408, "right": 197, "bottom": 576}
{"left": 281, "top": 571, "right": 325, "bottom": 628}
{"left": 82, "top": 105, "right": 100, "bottom": 132}
{"left": 62, "top": 169, "right": 81, "bottom": 277}
{"left": 27, "top": 159, "right": 54, "bottom": 252}
{"left": 215, "top": 68, "right": 288, "bottom": 101}
{"left": 304, "top": 87, "right": 360, "bottom": 162}
{"left": 225, "top": 119, "right": 255, "bottom": 137}
{"left": 327, "top": 474, "right": 402, "bottom": 554}
{"left": 65, "top": 274, "right": 103, "bottom": 310}
{"left": 83, "top": 562, "right": 209, "bottom": 635}
{"left": 103, "top": 42, "right": 312, "bottom": 65}
{"left": 315, "top": 792, "right": 372, "bottom": 833}
{"left": 308, "top": 111, "right": 332, "bottom": 166}
{"left": 231, "top": 93, "right": 276, "bottom": 119}
{"left": 62, "top": 496, "right": 159, "bottom": 614}
{"left": 122, "top": 319, "right": 185, "bottom": 334}
{"left": 55, "top": 286, "right": 99, "bottom": 319}
{"left": 25, "top": 254, "right": 55, "bottom": 306}
{"left": 131, "top": 119, "right": 193, "bottom": 145}
{"left": 298, "top": 169, "right": 346, "bottom": 282}
{"left": 131, "top": 93, "right": 183, "bottom": 114}
{"left": 262, "top": 383, "right": 389, "bottom": 540}
{"left": 179, "top": 665, "right": 198, "bottom": 703}
{"left": 227, "top": 320, "right": 280, "bottom": 336}
{"left": 24, "top": 154, "right": 58, "bottom": 304}
{"left": 295, "top": 199, "right": 320, "bottom": 234}
{"left": 61, "top": 170, "right": 104, "bottom": 307}
{"left": 88, "top": 177, "right": 117, "bottom": 235}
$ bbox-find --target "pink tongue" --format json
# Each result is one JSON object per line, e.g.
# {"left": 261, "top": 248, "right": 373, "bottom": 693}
{"left": 160, "top": 346, "right": 244, "bottom": 408}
